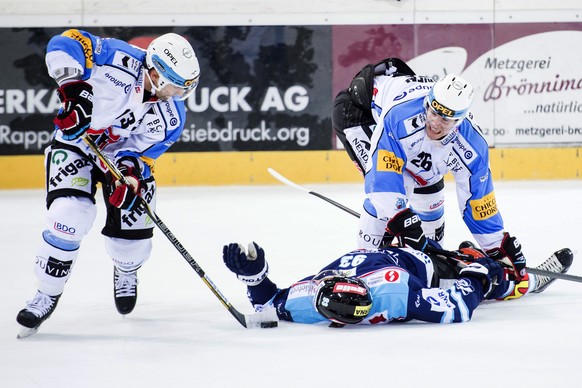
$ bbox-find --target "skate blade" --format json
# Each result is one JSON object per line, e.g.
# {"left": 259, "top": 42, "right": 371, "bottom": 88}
{"left": 17, "top": 326, "right": 39, "bottom": 339}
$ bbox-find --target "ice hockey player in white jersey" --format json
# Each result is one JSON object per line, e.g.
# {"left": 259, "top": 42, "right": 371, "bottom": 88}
{"left": 222, "top": 240, "right": 573, "bottom": 326}
{"left": 16, "top": 29, "right": 200, "bottom": 338}
{"left": 332, "top": 58, "right": 527, "bottom": 291}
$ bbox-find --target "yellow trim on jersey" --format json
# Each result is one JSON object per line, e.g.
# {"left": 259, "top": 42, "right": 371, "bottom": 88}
{"left": 62, "top": 29, "right": 94, "bottom": 70}
{"left": 140, "top": 155, "right": 156, "bottom": 173}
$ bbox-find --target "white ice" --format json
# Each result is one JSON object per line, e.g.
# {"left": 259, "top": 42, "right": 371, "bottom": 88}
{"left": 1, "top": 179, "right": 581, "bottom": 387}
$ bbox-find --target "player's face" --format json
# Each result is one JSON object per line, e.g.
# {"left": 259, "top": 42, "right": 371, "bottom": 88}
{"left": 156, "top": 83, "right": 187, "bottom": 101}
{"left": 151, "top": 70, "right": 197, "bottom": 101}
{"left": 425, "top": 106, "right": 459, "bottom": 140}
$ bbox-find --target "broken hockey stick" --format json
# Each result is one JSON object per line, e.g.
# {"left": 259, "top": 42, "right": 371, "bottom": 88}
{"left": 267, "top": 168, "right": 360, "bottom": 218}
{"left": 83, "top": 135, "right": 278, "bottom": 328}
{"left": 268, "top": 167, "right": 582, "bottom": 284}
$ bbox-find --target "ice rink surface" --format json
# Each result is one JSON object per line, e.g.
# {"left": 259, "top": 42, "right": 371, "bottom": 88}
{"left": 1, "top": 179, "right": 581, "bottom": 387}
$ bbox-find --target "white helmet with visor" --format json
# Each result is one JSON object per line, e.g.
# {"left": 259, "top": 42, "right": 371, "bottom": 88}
{"left": 146, "top": 33, "right": 200, "bottom": 100}
{"left": 424, "top": 74, "right": 473, "bottom": 122}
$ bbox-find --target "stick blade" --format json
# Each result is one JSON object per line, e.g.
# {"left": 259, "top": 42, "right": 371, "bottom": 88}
{"left": 267, "top": 168, "right": 308, "bottom": 193}
{"left": 244, "top": 308, "right": 279, "bottom": 329}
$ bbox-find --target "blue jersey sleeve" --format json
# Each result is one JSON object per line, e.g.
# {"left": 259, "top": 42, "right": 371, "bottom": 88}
{"left": 405, "top": 277, "right": 484, "bottom": 323}
{"left": 47, "top": 29, "right": 146, "bottom": 80}
{"left": 452, "top": 118, "right": 505, "bottom": 248}
{"left": 364, "top": 98, "right": 424, "bottom": 218}
{"left": 363, "top": 103, "right": 416, "bottom": 219}
{"left": 47, "top": 29, "right": 99, "bottom": 80}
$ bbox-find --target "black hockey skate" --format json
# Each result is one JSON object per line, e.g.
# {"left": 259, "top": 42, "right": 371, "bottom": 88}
{"left": 16, "top": 291, "right": 61, "bottom": 338}
{"left": 114, "top": 267, "right": 138, "bottom": 315}
{"left": 531, "top": 248, "right": 573, "bottom": 293}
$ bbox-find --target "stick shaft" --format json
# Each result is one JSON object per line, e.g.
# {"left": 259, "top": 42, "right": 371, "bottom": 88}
{"left": 84, "top": 136, "right": 253, "bottom": 327}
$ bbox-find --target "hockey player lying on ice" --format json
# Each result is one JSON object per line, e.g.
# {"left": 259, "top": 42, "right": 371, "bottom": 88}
{"left": 222, "top": 234, "right": 572, "bottom": 326}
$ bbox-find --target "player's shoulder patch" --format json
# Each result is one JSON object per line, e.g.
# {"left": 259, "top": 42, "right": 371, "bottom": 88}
{"left": 96, "top": 38, "right": 145, "bottom": 78}
{"left": 402, "top": 111, "right": 426, "bottom": 135}
{"left": 110, "top": 51, "right": 143, "bottom": 78}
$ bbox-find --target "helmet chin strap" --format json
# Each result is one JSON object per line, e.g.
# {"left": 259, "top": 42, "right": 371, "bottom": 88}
{"left": 144, "top": 68, "right": 160, "bottom": 95}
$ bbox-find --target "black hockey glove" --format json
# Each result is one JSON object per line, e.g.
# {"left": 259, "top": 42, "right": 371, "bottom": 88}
{"left": 486, "top": 233, "right": 527, "bottom": 281}
{"left": 106, "top": 159, "right": 143, "bottom": 211}
{"left": 459, "top": 258, "right": 503, "bottom": 299}
{"left": 223, "top": 242, "right": 269, "bottom": 286}
{"left": 386, "top": 208, "right": 428, "bottom": 252}
{"left": 54, "top": 80, "right": 93, "bottom": 140}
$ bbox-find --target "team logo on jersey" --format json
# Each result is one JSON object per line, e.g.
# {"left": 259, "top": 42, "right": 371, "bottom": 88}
{"left": 376, "top": 150, "right": 403, "bottom": 174}
{"left": 470, "top": 191, "right": 499, "bottom": 220}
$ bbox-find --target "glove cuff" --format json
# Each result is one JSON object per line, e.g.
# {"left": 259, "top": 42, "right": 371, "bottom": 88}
{"left": 237, "top": 262, "right": 269, "bottom": 286}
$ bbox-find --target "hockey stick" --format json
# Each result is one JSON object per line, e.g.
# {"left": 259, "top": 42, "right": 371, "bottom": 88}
{"left": 267, "top": 168, "right": 360, "bottom": 218}
{"left": 83, "top": 135, "right": 278, "bottom": 328}
{"left": 267, "top": 167, "right": 581, "bottom": 283}
{"left": 431, "top": 246, "right": 581, "bottom": 283}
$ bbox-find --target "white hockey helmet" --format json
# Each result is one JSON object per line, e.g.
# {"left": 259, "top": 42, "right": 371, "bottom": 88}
{"left": 424, "top": 74, "right": 474, "bottom": 121}
{"left": 146, "top": 33, "right": 200, "bottom": 100}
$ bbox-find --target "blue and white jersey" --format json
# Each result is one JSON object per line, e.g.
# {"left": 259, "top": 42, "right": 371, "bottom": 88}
{"left": 45, "top": 29, "right": 186, "bottom": 178}
{"left": 265, "top": 248, "right": 484, "bottom": 325}
{"left": 363, "top": 74, "right": 504, "bottom": 250}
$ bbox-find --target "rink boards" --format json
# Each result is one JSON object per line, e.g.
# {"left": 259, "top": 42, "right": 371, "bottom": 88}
{"left": 2, "top": 147, "right": 581, "bottom": 189}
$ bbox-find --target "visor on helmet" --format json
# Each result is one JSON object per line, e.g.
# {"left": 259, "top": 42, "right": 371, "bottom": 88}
{"left": 150, "top": 53, "right": 199, "bottom": 98}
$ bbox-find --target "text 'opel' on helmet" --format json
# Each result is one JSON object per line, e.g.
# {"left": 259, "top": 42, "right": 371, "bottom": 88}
{"left": 315, "top": 276, "right": 372, "bottom": 324}
{"left": 146, "top": 33, "right": 200, "bottom": 100}
{"left": 425, "top": 74, "right": 474, "bottom": 121}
